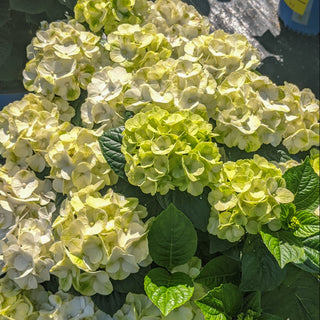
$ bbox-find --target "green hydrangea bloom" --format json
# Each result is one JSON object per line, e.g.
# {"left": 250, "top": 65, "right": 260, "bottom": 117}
{"left": 23, "top": 20, "right": 108, "bottom": 101}
{"left": 45, "top": 124, "right": 118, "bottom": 195}
{"left": 105, "top": 23, "right": 172, "bottom": 72}
{"left": 74, "top": 0, "right": 149, "bottom": 33}
{"left": 183, "top": 29, "right": 261, "bottom": 82}
{"left": 122, "top": 107, "right": 222, "bottom": 196}
{"left": 207, "top": 155, "right": 294, "bottom": 242}
{"left": 50, "top": 187, "right": 151, "bottom": 295}
{"left": 0, "top": 93, "right": 74, "bottom": 172}
{"left": 143, "top": 0, "right": 210, "bottom": 57}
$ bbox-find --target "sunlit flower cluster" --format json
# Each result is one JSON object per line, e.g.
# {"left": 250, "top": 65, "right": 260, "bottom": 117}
{"left": 0, "top": 279, "right": 109, "bottom": 319}
{"left": 0, "top": 168, "right": 55, "bottom": 290}
{"left": 207, "top": 155, "right": 294, "bottom": 242}
{"left": 0, "top": 166, "right": 55, "bottom": 242}
{"left": 280, "top": 83, "right": 319, "bottom": 154}
{"left": 23, "top": 20, "right": 108, "bottom": 101}
{"left": 144, "top": 0, "right": 210, "bottom": 57}
{"left": 50, "top": 187, "right": 151, "bottom": 295}
{"left": 183, "top": 30, "right": 261, "bottom": 82}
{"left": 122, "top": 107, "right": 222, "bottom": 196}
{"left": 210, "top": 71, "right": 320, "bottom": 153}
{"left": 45, "top": 124, "right": 118, "bottom": 194}
{"left": 74, "top": 0, "right": 149, "bottom": 33}
{"left": 0, "top": 93, "right": 74, "bottom": 172}
{"left": 105, "top": 23, "right": 172, "bottom": 72}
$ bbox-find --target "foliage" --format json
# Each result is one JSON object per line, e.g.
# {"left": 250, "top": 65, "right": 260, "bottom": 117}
{"left": 0, "top": 0, "right": 319, "bottom": 319}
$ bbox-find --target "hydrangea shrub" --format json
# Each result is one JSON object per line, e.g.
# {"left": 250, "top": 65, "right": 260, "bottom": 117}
{"left": 0, "top": 0, "right": 319, "bottom": 318}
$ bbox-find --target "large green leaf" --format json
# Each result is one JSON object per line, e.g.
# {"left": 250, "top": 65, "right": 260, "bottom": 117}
{"left": 239, "top": 235, "right": 286, "bottom": 292}
{"left": 261, "top": 265, "right": 319, "bottom": 320}
{"left": 156, "top": 187, "right": 210, "bottom": 232}
{"left": 148, "top": 204, "right": 197, "bottom": 269}
{"left": 283, "top": 157, "right": 319, "bottom": 212}
{"left": 209, "top": 235, "right": 236, "bottom": 254}
{"left": 293, "top": 210, "right": 320, "bottom": 238}
{"left": 99, "top": 126, "right": 127, "bottom": 180}
{"left": 302, "top": 234, "right": 320, "bottom": 270}
{"left": 260, "top": 228, "right": 305, "bottom": 268}
{"left": 144, "top": 268, "right": 194, "bottom": 316}
{"left": 195, "top": 283, "right": 243, "bottom": 320}
{"left": 194, "top": 255, "right": 241, "bottom": 290}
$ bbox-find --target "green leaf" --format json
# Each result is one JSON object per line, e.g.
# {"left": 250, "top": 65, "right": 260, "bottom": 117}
{"left": 260, "top": 228, "right": 305, "bottom": 268}
{"left": 195, "top": 283, "right": 243, "bottom": 320}
{"left": 302, "top": 234, "right": 320, "bottom": 271}
{"left": 9, "top": 0, "right": 48, "bottom": 13}
{"left": 156, "top": 187, "right": 210, "bottom": 232}
{"left": 91, "top": 291, "right": 126, "bottom": 316}
{"left": 261, "top": 265, "right": 319, "bottom": 320}
{"left": 239, "top": 235, "right": 286, "bottom": 292}
{"left": 258, "top": 314, "right": 284, "bottom": 320}
{"left": 243, "top": 291, "right": 262, "bottom": 316}
{"left": 99, "top": 126, "right": 127, "bottom": 180}
{"left": 144, "top": 268, "right": 194, "bottom": 316}
{"left": 209, "top": 235, "right": 238, "bottom": 254}
{"left": 148, "top": 203, "right": 197, "bottom": 269}
{"left": 111, "top": 266, "right": 151, "bottom": 294}
{"left": 0, "top": 33, "right": 12, "bottom": 67}
{"left": 283, "top": 157, "right": 320, "bottom": 212}
{"left": 293, "top": 210, "right": 320, "bottom": 238}
{"left": 57, "top": 0, "right": 76, "bottom": 10}
{"left": 194, "top": 255, "right": 241, "bottom": 290}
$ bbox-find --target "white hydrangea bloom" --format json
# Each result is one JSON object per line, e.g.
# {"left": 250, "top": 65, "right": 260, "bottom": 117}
{"left": 0, "top": 217, "right": 54, "bottom": 290}
{"left": 23, "top": 20, "right": 109, "bottom": 101}
{"left": 50, "top": 187, "right": 151, "bottom": 295}
{"left": 45, "top": 124, "right": 118, "bottom": 195}
{"left": 143, "top": 0, "right": 210, "bottom": 57}
{"left": 0, "top": 93, "right": 74, "bottom": 172}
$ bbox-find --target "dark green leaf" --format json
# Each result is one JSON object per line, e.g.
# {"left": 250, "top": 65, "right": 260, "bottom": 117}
{"left": 261, "top": 265, "right": 319, "bottom": 320}
{"left": 302, "top": 234, "right": 319, "bottom": 271}
{"left": 258, "top": 314, "right": 284, "bottom": 320}
{"left": 156, "top": 188, "right": 210, "bottom": 232}
{"left": 283, "top": 157, "right": 319, "bottom": 212}
{"left": 240, "top": 235, "right": 286, "bottom": 292}
{"left": 111, "top": 266, "right": 151, "bottom": 294}
{"left": 99, "top": 126, "right": 127, "bottom": 179}
{"left": 0, "top": 33, "right": 12, "bottom": 68}
{"left": 195, "top": 255, "right": 241, "bottom": 290}
{"left": 57, "top": 0, "right": 77, "bottom": 10}
{"left": 243, "top": 291, "right": 262, "bottom": 316}
{"left": 148, "top": 203, "right": 197, "bottom": 269}
{"left": 260, "top": 227, "right": 305, "bottom": 268}
{"left": 293, "top": 210, "right": 320, "bottom": 238}
{"left": 209, "top": 235, "right": 237, "bottom": 254}
{"left": 91, "top": 291, "right": 126, "bottom": 316}
{"left": 144, "top": 268, "right": 194, "bottom": 316}
{"left": 195, "top": 283, "right": 243, "bottom": 320}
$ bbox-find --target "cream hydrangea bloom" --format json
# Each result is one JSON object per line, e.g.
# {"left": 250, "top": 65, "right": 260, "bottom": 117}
{"left": 143, "top": 0, "right": 210, "bottom": 57}
{"left": 23, "top": 20, "right": 109, "bottom": 101}
{"left": 45, "top": 123, "right": 118, "bottom": 195}
{"left": 280, "top": 83, "right": 319, "bottom": 154}
{"left": 0, "top": 93, "right": 74, "bottom": 172}
{"left": 0, "top": 166, "right": 55, "bottom": 242}
{"left": 207, "top": 155, "right": 294, "bottom": 242}
{"left": 0, "top": 216, "right": 54, "bottom": 290}
{"left": 183, "top": 30, "right": 261, "bottom": 82}
{"left": 50, "top": 187, "right": 151, "bottom": 295}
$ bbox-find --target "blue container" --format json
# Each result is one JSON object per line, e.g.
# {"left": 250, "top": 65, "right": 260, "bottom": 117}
{"left": 0, "top": 93, "right": 26, "bottom": 110}
{"left": 278, "top": 0, "right": 319, "bottom": 35}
